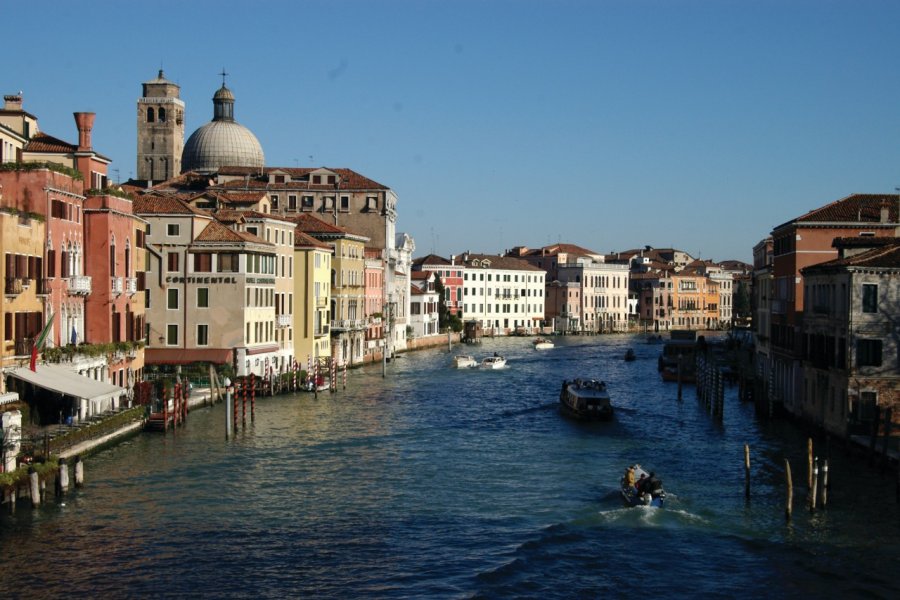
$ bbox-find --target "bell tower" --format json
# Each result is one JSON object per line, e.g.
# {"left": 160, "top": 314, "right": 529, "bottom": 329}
{"left": 136, "top": 70, "right": 184, "bottom": 183}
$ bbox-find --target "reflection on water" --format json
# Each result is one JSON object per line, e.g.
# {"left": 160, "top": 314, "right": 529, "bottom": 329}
{"left": 2, "top": 335, "right": 899, "bottom": 598}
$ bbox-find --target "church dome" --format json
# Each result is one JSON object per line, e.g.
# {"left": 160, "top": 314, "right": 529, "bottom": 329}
{"left": 181, "top": 84, "right": 264, "bottom": 174}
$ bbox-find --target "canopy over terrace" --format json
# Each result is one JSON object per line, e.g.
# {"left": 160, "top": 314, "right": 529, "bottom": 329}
{"left": 7, "top": 365, "right": 126, "bottom": 423}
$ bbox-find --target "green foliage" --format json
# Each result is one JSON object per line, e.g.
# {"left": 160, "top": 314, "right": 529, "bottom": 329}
{"left": 85, "top": 187, "right": 133, "bottom": 200}
{"left": 48, "top": 406, "right": 146, "bottom": 455}
{"left": 447, "top": 313, "right": 463, "bottom": 333}
{"left": 734, "top": 281, "right": 751, "bottom": 317}
{"left": 0, "top": 458, "right": 58, "bottom": 493}
{"left": 0, "top": 161, "right": 83, "bottom": 180}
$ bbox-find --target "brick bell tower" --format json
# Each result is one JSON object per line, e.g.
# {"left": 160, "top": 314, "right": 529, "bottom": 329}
{"left": 137, "top": 70, "right": 184, "bottom": 183}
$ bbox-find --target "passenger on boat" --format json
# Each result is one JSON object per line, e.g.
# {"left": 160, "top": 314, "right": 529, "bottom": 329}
{"left": 636, "top": 473, "right": 647, "bottom": 493}
{"left": 645, "top": 472, "right": 662, "bottom": 494}
{"left": 624, "top": 467, "right": 635, "bottom": 491}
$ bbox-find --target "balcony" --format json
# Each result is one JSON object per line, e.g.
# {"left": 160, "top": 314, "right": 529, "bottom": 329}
{"left": 314, "top": 324, "right": 330, "bottom": 337}
{"left": 111, "top": 276, "right": 123, "bottom": 295}
{"left": 330, "top": 319, "right": 366, "bottom": 331}
{"left": 14, "top": 337, "right": 34, "bottom": 357}
{"left": 67, "top": 275, "right": 92, "bottom": 295}
{"left": 369, "top": 316, "right": 382, "bottom": 326}
{"left": 315, "top": 296, "right": 328, "bottom": 308}
{"left": 125, "top": 277, "right": 138, "bottom": 295}
{"left": 276, "top": 314, "right": 291, "bottom": 328}
{"left": 5, "top": 277, "right": 23, "bottom": 295}
{"left": 36, "top": 278, "right": 51, "bottom": 295}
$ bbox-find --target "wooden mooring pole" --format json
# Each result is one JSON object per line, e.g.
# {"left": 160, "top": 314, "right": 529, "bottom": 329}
{"left": 807, "top": 438, "right": 814, "bottom": 490}
{"left": 74, "top": 455, "right": 84, "bottom": 488}
{"left": 29, "top": 467, "right": 40, "bottom": 508}
{"left": 821, "top": 459, "right": 829, "bottom": 508}
{"left": 744, "top": 444, "right": 751, "bottom": 499}
{"left": 785, "top": 459, "right": 793, "bottom": 520}
{"left": 809, "top": 458, "right": 819, "bottom": 511}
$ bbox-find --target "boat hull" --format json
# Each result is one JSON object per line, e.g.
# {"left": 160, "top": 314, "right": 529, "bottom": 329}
{"left": 559, "top": 379, "right": 613, "bottom": 421}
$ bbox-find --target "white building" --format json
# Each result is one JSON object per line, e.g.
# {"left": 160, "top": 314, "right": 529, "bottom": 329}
{"left": 409, "top": 272, "right": 440, "bottom": 338}
{"left": 459, "top": 253, "right": 546, "bottom": 334}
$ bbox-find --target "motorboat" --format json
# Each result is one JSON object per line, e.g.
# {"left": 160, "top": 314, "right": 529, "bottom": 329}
{"left": 453, "top": 355, "right": 478, "bottom": 369}
{"left": 624, "top": 348, "right": 636, "bottom": 362}
{"left": 533, "top": 337, "right": 555, "bottom": 350}
{"left": 304, "top": 374, "right": 331, "bottom": 392}
{"left": 558, "top": 378, "right": 613, "bottom": 421}
{"left": 659, "top": 330, "right": 697, "bottom": 383}
{"left": 481, "top": 355, "right": 507, "bottom": 369}
{"left": 621, "top": 464, "right": 666, "bottom": 508}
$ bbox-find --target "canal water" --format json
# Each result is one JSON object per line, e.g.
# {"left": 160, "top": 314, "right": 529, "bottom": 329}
{"left": 2, "top": 335, "right": 899, "bottom": 598}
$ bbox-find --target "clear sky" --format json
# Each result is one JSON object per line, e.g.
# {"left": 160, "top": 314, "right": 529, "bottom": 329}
{"left": 6, "top": 0, "right": 900, "bottom": 263}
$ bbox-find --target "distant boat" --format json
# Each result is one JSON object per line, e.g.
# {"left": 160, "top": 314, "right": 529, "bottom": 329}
{"left": 559, "top": 378, "right": 613, "bottom": 421}
{"left": 533, "top": 337, "right": 555, "bottom": 350}
{"left": 481, "top": 355, "right": 507, "bottom": 369}
{"left": 659, "top": 331, "right": 697, "bottom": 383}
{"left": 624, "top": 348, "right": 636, "bottom": 362}
{"left": 453, "top": 355, "right": 478, "bottom": 369}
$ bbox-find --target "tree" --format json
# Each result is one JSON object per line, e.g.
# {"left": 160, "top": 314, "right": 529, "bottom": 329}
{"left": 734, "top": 280, "right": 751, "bottom": 319}
{"left": 434, "top": 275, "right": 449, "bottom": 330}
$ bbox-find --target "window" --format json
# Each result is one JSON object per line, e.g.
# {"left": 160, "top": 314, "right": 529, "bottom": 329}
{"left": 862, "top": 284, "right": 878, "bottom": 313}
{"left": 167, "top": 288, "right": 179, "bottom": 310}
{"left": 857, "top": 339, "right": 882, "bottom": 367}
{"left": 167, "top": 252, "right": 180, "bottom": 272}
{"left": 193, "top": 253, "right": 212, "bottom": 272}
{"left": 340, "top": 196, "right": 350, "bottom": 212}
{"left": 158, "top": 107, "right": 166, "bottom": 122}
{"left": 218, "top": 253, "right": 239, "bottom": 272}
{"left": 197, "top": 288, "right": 209, "bottom": 308}
{"left": 270, "top": 195, "right": 279, "bottom": 209}
{"left": 288, "top": 195, "right": 297, "bottom": 210}
{"left": 166, "top": 324, "right": 178, "bottom": 345}
{"left": 167, "top": 223, "right": 179, "bottom": 236}
{"left": 302, "top": 196, "right": 314, "bottom": 210}
{"left": 313, "top": 175, "right": 321, "bottom": 184}
{"left": 197, "top": 324, "right": 209, "bottom": 346}
{"left": 366, "top": 196, "right": 378, "bottom": 211}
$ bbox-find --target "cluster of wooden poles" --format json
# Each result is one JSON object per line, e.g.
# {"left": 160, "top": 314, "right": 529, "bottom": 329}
{"left": 742, "top": 438, "right": 831, "bottom": 521}
{"left": 694, "top": 354, "right": 726, "bottom": 418}
{"left": 11, "top": 456, "right": 86, "bottom": 512}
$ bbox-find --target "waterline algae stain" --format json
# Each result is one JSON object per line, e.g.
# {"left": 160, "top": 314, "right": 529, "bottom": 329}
{"left": 2, "top": 336, "right": 899, "bottom": 598}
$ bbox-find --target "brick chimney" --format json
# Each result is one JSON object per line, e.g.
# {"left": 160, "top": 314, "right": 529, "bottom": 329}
{"left": 4, "top": 94, "right": 23, "bottom": 111}
{"left": 73, "top": 112, "right": 95, "bottom": 151}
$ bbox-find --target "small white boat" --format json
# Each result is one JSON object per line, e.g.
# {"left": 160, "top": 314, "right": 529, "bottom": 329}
{"left": 453, "top": 355, "right": 478, "bottom": 369}
{"left": 481, "top": 355, "right": 507, "bottom": 369}
{"left": 621, "top": 464, "right": 666, "bottom": 508}
{"left": 533, "top": 337, "right": 555, "bottom": 350}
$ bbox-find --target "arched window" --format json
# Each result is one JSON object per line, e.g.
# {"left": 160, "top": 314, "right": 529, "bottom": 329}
{"left": 147, "top": 107, "right": 155, "bottom": 122}
{"left": 110, "top": 235, "right": 116, "bottom": 277}
{"left": 124, "top": 239, "right": 131, "bottom": 278}
{"left": 158, "top": 107, "right": 166, "bottom": 122}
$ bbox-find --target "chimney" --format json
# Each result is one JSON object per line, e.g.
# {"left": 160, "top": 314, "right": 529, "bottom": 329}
{"left": 4, "top": 94, "right": 23, "bottom": 111}
{"left": 73, "top": 112, "right": 95, "bottom": 151}
{"left": 881, "top": 200, "right": 890, "bottom": 223}
{"left": 450, "top": 254, "right": 455, "bottom": 265}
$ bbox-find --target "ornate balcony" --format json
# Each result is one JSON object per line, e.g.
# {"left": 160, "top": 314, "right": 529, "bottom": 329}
{"left": 331, "top": 319, "right": 366, "bottom": 331}
{"left": 276, "top": 314, "right": 291, "bottom": 328}
{"left": 125, "top": 277, "right": 138, "bottom": 295}
{"left": 111, "top": 276, "right": 123, "bottom": 295}
{"left": 4, "top": 277, "right": 23, "bottom": 295}
{"left": 315, "top": 296, "right": 327, "bottom": 308}
{"left": 67, "top": 275, "right": 92, "bottom": 295}
{"left": 314, "top": 324, "right": 330, "bottom": 337}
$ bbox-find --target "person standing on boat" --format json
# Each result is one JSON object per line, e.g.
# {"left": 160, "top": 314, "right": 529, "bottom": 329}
{"left": 624, "top": 467, "right": 636, "bottom": 491}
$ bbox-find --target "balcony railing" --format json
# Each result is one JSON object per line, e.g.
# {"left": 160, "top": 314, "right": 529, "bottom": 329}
{"left": 67, "top": 275, "right": 92, "bottom": 295}
{"left": 111, "top": 276, "right": 123, "bottom": 295}
{"left": 315, "top": 296, "right": 327, "bottom": 308}
{"left": 331, "top": 319, "right": 366, "bottom": 331}
{"left": 276, "top": 314, "right": 291, "bottom": 328}
{"left": 314, "top": 324, "right": 330, "bottom": 337}
{"left": 125, "top": 277, "right": 138, "bottom": 295}
{"left": 369, "top": 317, "right": 382, "bottom": 326}
{"left": 36, "top": 278, "right": 51, "bottom": 295}
{"left": 5, "top": 277, "right": 23, "bottom": 295}
{"left": 14, "top": 337, "right": 34, "bottom": 357}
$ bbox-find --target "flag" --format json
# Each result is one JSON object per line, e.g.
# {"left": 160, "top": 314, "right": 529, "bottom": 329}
{"left": 71, "top": 325, "right": 77, "bottom": 346}
{"left": 30, "top": 312, "right": 54, "bottom": 372}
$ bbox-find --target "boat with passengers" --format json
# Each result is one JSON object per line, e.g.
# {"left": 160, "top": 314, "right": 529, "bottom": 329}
{"left": 621, "top": 464, "right": 666, "bottom": 507}
{"left": 559, "top": 378, "right": 613, "bottom": 421}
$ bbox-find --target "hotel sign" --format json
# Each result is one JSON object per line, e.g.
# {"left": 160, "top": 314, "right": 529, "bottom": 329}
{"left": 165, "top": 276, "right": 238, "bottom": 284}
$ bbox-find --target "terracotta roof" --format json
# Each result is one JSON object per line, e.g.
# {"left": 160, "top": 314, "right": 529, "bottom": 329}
{"left": 412, "top": 253, "right": 451, "bottom": 266}
{"left": 194, "top": 219, "right": 270, "bottom": 245}
{"left": 293, "top": 230, "right": 331, "bottom": 249}
{"left": 217, "top": 166, "right": 390, "bottom": 190}
{"left": 459, "top": 253, "right": 545, "bottom": 272}
{"left": 24, "top": 132, "right": 76, "bottom": 153}
{"left": 411, "top": 271, "right": 432, "bottom": 280}
{"left": 133, "top": 195, "right": 210, "bottom": 216}
{"left": 831, "top": 236, "right": 897, "bottom": 249}
{"left": 778, "top": 194, "right": 900, "bottom": 229}
{"left": 804, "top": 239, "right": 900, "bottom": 271}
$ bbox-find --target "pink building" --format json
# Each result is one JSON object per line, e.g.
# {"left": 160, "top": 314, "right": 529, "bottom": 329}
{"left": 364, "top": 247, "right": 385, "bottom": 358}
{"left": 411, "top": 254, "right": 465, "bottom": 315}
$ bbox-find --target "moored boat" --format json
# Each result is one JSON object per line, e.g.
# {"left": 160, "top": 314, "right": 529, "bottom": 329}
{"left": 621, "top": 464, "right": 666, "bottom": 507}
{"left": 659, "top": 330, "right": 697, "bottom": 382}
{"left": 559, "top": 378, "right": 613, "bottom": 421}
{"left": 453, "top": 355, "right": 478, "bottom": 369}
{"left": 533, "top": 337, "right": 555, "bottom": 350}
{"left": 481, "top": 355, "right": 507, "bottom": 369}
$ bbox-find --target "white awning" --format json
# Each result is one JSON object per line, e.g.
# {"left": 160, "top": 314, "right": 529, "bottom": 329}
{"left": 9, "top": 364, "right": 125, "bottom": 403}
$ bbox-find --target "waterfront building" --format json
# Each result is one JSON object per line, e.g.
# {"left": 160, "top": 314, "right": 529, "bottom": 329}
{"left": 391, "top": 233, "right": 415, "bottom": 353}
{"left": 458, "top": 253, "right": 545, "bottom": 335}
{"left": 799, "top": 237, "right": 899, "bottom": 438}
{"left": 364, "top": 247, "right": 385, "bottom": 362}
{"left": 0, "top": 94, "right": 33, "bottom": 163}
{"left": 752, "top": 237, "right": 774, "bottom": 403}
{"left": 291, "top": 214, "right": 368, "bottom": 366}
{"left": 409, "top": 271, "right": 440, "bottom": 338}
{"left": 82, "top": 189, "right": 148, "bottom": 387}
{"left": 135, "top": 195, "right": 279, "bottom": 376}
{"left": 670, "top": 265, "right": 721, "bottom": 330}
{"left": 411, "top": 254, "right": 465, "bottom": 315}
{"left": 292, "top": 230, "right": 332, "bottom": 369}
{"left": 507, "top": 244, "right": 630, "bottom": 333}
{"left": 136, "top": 70, "right": 184, "bottom": 184}
{"left": 631, "top": 270, "right": 674, "bottom": 332}
{"left": 763, "top": 194, "right": 899, "bottom": 416}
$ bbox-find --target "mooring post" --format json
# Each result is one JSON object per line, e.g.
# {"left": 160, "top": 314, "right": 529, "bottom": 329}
{"left": 809, "top": 458, "right": 819, "bottom": 511}
{"left": 29, "top": 467, "right": 40, "bottom": 508}
{"left": 807, "top": 438, "right": 814, "bottom": 490}
{"left": 250, "top": 373, "right": 256, "bottom": 422}
{"left": 821, "top": 459, "right": 829, "bottom": 508}
{"left": 785, "top": 459, "right": 793, "bottom": 521}
{"left": 242, "top": 377, "right": 247, "bottom": 427}
{"left": 677, "top": 353, "right": 683, "bottom": 400}
{"left": 74, "top": 455, "right": 84, "bottom": 488}
{"left": 224, "top": 377, "right": 233, "bottom": 440}
{"left": 58, "top": 457, "right": 69, "bottom": 496}
{"left": 744, "top": 444, "right": 751, "bottom": 499}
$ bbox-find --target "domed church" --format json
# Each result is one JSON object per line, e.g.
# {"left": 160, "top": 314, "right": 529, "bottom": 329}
{"left": 181, "top": 82, "right": 265, "bottom": 174}
{"left": 136, "top": 72, "right": 265, "bottom": 181}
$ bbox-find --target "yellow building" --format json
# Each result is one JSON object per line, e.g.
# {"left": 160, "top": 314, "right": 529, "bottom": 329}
{"left": 292, "top": 230, "right": 332, "bottom": 369}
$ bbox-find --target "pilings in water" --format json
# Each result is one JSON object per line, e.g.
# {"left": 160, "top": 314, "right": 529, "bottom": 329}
{"left": 744, "top": 444, "right": 751, "bottom": 499}
{"left": 56, "top": 457, "right": 69, "bottom": 496}
{"left": 74, "top": 455, "right": 84, "bottom": 488}
{"left": 694, "top": 354, "right": 725, "bottom": 420}
{"left": 29, "top": 467, "right": 40, "bottom": 508}
{"left": 785, "top": 459, "right": 793, "bottom": 520}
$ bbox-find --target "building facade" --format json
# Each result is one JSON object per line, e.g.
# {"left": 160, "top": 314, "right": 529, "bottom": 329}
{"left": 460, "top": 253, "right": 546, "bottom": 335}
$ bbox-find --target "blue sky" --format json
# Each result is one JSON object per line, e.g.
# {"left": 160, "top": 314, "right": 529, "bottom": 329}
{"left": 7, "top": 0, "right": 900, "bottom": 262}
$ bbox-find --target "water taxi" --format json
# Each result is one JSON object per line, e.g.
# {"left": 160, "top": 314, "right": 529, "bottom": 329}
{"left": 559, "top": 378, "right": 613, "bottom": 421}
